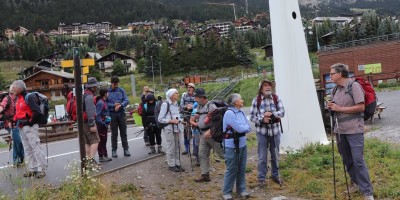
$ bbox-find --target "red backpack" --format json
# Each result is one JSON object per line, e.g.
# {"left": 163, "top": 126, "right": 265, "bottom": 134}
{"left": 332, "top": 77, "right": 377, "bottom": 121}
{"left": 67, "top": 90, "right": 97, "bottom": 122}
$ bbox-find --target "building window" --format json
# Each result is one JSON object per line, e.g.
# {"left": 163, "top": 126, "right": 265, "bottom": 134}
{"left": 41, "top": 81, "right": 49, "bottom": 86}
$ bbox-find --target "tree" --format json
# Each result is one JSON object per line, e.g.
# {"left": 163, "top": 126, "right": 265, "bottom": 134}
{"left": 144, "top": 42, "right": 160, "bottom": 77}
{"left": 0, "top": 69, "right": 7, "bottom": 90}
{"left": 112, "top": 58, "right": 126, "bottom": 76}
{"left": 235, "top": 35, "right": 253, "bottom": 68}
{"left": 88, "top": 66, "right": 102, "bottom": 82}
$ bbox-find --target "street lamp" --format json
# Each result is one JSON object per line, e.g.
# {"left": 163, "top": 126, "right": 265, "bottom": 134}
{"left": 159, "top": 62, "right": 163, "bottom": 85}
{"left": 150, "top": 56, "right": 155, "bottom": 92}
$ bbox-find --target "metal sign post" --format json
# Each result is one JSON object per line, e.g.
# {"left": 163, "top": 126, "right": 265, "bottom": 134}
{"left": 72, "top": 48, "right": 87, "bottom": 176}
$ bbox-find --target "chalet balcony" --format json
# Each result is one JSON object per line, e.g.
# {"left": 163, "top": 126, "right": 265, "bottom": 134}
{"left": 26, "top": 84, "right": 63, "bottom": 91}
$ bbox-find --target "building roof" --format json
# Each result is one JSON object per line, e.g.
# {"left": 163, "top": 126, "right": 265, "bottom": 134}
{"left": 24, "top": 70, "right": 74, "bottom": 81}
{"left": 85, "top": 52, "right": 102, "bottom": 60}
{"left": 96, "top": 51, "right": 135, "bottom": 62}
{"left": 313, "top": 17, "right": 352, "bottom": 24}
{"left": 23, "top": 65, "right": 51, "bottom": 73}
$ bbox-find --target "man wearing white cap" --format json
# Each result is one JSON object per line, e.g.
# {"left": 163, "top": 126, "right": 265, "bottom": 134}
{"left": 158, "top": 88, "right": 184, "bottom": 172}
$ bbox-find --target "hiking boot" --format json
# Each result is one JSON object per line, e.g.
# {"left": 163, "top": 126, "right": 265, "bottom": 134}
{"left": 157, "top": 145, "right": 164, "bottom": 154}
{"left": 176, "top": 165, "right": 185, "bottom": 172}
{"left": 182, "top": 149, "right": 188, "bottom": 155}
{"left": 99, "top": 156, "right": 112, "bottom": 162}
{"left": 195, "top": 174, "right": 210, "bottom": 182}
{"left": 23, "top": 171, "right": 36, "bottom": 178}
{"left": 345, "top": 183, "right": 360, "bottom": 194}
{"left": 35, "top": 171, "right": 46, "bottom": 179}
{"left": 169, "top": 166, "right": 180, "bottom": 172}
{"left": 364, "top": 195, "right": 374, "bottom": 200}
{"left": 195, "top": 158, "right": 200, "bottom": 166}
{"left": 145, "top": 142, "right": 150, "bottom": 146}
{"left": 258, "top": 180, "right": 266, "bottom": 188}
{"left": 124, "top": 149, "right": 131, "bottom": 156}
{"left": 239, "top": 191, "right": 250, "bottom": 198}
{"left": 112, "top": 150, "right": 118, "bottom": 158}
{"left": 271, "top": 176, "right": 283, "bottom": 185}
{"left": 222, "top": 194, "right": 233, "bottom": 200}
{"left": 149, "top": 146, "right": 156, "bottom": 154}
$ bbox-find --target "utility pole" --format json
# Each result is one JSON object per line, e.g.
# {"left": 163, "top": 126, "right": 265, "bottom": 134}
{"left": 150, "top": 55, "right": 155, "bottom": 92}
{"left": 72, "top": 47, "right": 86, "bottom": 176}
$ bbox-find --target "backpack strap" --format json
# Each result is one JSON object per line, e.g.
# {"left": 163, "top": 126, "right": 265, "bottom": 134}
{"left": 256, "top": 94, "right": 262, "bottom": 111}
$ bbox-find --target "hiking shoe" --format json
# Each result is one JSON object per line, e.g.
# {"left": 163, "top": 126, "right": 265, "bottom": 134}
{"left": 176, "top": 165, "right": 185, "bottom": 172}
{"left": 169, "top": 166, "right": 180, "bottom": 172}
{"left": 222, "top": 194, "right": 233, "bottom": 200}
{"left": 258, "top": 180, "right": 266, "bottom": 188}
{"left": 195, "top": 158, "right": 200, "bottom": 166}
{"left": 157, "top": 145, "right": 164, "bottom": 154}
{"left": 345, "top": 183, "right": 360, "bottom": 194}
{"left": 239, "top": 191, "right": 250, "bottom": 198}
{"left": 35, "top": 171, "right": 46, "bottom": 179}
{"left": 149, "top": 146, "right": 156, "bottom": 154}
{"left": 145, "top": 142, "right": 150, "bottom": 146}
{"left": 99, "top": 156, "right": 112, "bottom": 162}
{"left": 124, "top": 149, "right": 131, "bottom": 156}
{"left": 364, "top": 195, "right": 374, "bottom": 200}
{"left": 112, "top": 150, "right": 118, "bottom": 158}
{"left": 195, "top": 174, "right": 210, "bottom": 182}
{"left": 271, "top": 176, "right": 283, "bottom": 185}
{"left": 182, "top": 150, "right": 188, "bottom": 155}
{"left": 23, "top": 171, "right": 36, "bottom": 178}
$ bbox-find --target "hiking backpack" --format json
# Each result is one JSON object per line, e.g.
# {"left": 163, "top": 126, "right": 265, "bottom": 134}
{"left": 154, "top": 100, "right": 170, "bottom": 129}
{"left": 203, "top": 100, "right": 229, "bottom": 143}
{"left": 25, "top": 92, "right": 49, "bottom": 125}
{"left": 332, "top": 77, "right": 377, "bottom": 121}
{"left": 67, "top": 91, "right": 77, "bottom": 121}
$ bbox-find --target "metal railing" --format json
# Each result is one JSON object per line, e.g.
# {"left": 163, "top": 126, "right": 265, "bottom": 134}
{"left": 320, "top": 32, "right": 400, "bottom": 52}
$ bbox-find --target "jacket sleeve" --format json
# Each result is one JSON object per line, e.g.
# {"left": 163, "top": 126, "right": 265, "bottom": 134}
{"left": 0, "top": 95, "right": 8, "bottom": 112}
{"left": 273, "top": 95, "right": 285, "bottom": 118}
{"left": 158, "top": 102, "right": 170, "bottom": 124}
{"left": 249, "top": 97, "right": 262, "bottom": 125}
{"left": 95, "top": 101, "right": 106, "bottom": 126}
{"left": 223, "top": 109, "right": 251, "bottom": 134}
{"left": 121, "top": 88, "right": 130, "bottom": 108}
{"left": 85, "top": 94, "right": 96, "bottom": 127}
{"left": 180, "top": 93, "right": 186, "bottom": 111}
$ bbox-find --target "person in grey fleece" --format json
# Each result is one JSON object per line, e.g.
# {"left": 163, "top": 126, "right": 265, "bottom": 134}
{"left": 158, "top": 88, "right": 184, "bottom": 172}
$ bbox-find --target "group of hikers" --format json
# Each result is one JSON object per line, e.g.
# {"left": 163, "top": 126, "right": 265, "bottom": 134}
{"left": 0, "top": 63, "right": 374, "bottom": 200}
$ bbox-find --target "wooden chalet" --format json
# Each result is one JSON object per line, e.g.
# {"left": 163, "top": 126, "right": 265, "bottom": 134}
{"left": 96, "top": 52, "right": 137, "bottom": 74}
{"left": 24, "top": 70, "right": 74, "bottom": 101}
{"left": 22, "top": 64, "right": 51, "bottom": 79}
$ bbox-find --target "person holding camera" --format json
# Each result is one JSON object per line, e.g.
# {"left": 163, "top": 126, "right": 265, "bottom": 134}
{"left": 250, "top": 79, "right": 285, "bottom": 187}
{"left": 142, "top": 93, "right": 163, "bottom": 154}
{"left": 158, "top": 89, "right": 184, "bottom": 172}
{"left": 96, "top": 88, "right": 112, "bottom": 163}
{"left": 180, "top": 83, "right": 196, "bottom": 155}
{"left": 328, "top": 63, "right": 374, "bottom": 200}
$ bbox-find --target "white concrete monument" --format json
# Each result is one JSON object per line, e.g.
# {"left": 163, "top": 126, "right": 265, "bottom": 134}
{"left": 269, "top": 0, "right": 329, "bottom": 151}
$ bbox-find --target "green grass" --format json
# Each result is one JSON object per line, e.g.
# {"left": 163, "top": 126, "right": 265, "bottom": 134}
{"left": 0, "top": 60, "right": 35, "bottom": 82}
{"left": 375, "top": 82, "right": 400, "bottom": 92}
{"left": 279, "top": 138, "right": 400, "bottom": 199}
{"left": 0, "top": 143, "right": 8, "bottom": 149}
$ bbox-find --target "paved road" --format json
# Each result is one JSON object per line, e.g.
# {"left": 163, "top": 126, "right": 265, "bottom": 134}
{"left": 0, "top": 125, "right": 159, "bottom": 196}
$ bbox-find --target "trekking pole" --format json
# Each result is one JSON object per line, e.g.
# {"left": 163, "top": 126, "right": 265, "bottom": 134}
{"left": 336, "top": 117, "right": 351, "bottom": 200}
{"left": 7, "top": 135, "right": 12, "bottom": 167}
{"left": 134, "top": 129, "right": 145, "bottom": 137}
{"left": 175, "top": 117, "right": 182, "bottom": 173}
{"left": 185, "top": 122, "right": 193, "bottom": 172}
{"left": 330, "top": 109, "right": 337, "bottom": 200}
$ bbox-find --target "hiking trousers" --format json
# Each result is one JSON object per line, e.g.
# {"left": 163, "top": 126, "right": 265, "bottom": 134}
{"left": 7, "top": 127, "right": 25, "bottom": 164}
{"left": 97, "top": 124, "right": 109, "bottom": 157}
{"left": 19, "top": 124, "right": 46, "bottom": 172}
{"left": 110, "top": 112, "right": 128, "bottom": 151}
{"left": 223, "top": 146, "right": 247, "bottom": 195}
{"left": 336, "top": 133, "right": 373, "bottom": 196}
{"left": 256, "top": 133, "right": 281, "bottom": 181}
{"left": 199, "top": 134, "right": 224, "bottom": 175}
{"left": 164, "top": 129, "right": 182, "bottom": 167}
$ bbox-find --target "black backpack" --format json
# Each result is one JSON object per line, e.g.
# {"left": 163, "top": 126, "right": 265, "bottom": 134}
{"left": 154, "top": 100, "right": 170, "bottom": 129}
{"left": 204, "top": 100, "right": 230, "bottom": 143}
{"left": 25, "top": 92, "right": 49, "bottom": 125}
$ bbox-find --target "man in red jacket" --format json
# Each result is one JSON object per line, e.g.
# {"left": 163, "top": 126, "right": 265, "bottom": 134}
{"left": 11, "top": 80, "right": 46, "bottom": 178}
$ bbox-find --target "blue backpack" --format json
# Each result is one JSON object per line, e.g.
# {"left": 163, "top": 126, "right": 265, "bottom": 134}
{"left": 25, "top": 92, "right": 49, "bottom": 125}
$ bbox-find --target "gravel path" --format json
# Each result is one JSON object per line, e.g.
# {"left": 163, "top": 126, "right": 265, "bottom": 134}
{"left": 365, "top": 90, "right": 400, "bottom": 143}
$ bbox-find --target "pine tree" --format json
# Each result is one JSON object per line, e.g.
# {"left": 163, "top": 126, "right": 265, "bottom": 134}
{"left": 235, "top": 35, "right": 253, "bottom": 68}
{"left": 112, "top": 58, "right": 127, "bottom": 76}
{"left": 144, "top": 42, "right": 160, "bottom": 77}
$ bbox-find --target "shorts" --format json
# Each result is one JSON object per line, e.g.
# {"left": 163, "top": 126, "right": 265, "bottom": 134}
{"left": 84, "top": 123, "right": 100, "bottom": 145}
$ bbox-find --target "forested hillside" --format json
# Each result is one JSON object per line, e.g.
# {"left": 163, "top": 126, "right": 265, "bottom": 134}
{"left": 1, "top": 0, "right": 399, "bottom": 32}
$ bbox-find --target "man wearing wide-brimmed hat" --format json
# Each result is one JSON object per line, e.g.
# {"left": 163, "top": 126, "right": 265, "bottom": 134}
{"left": 180, "top": 83, "right": 196, "bottom": 155}
{"left": 249, "top": 79, "right": 285, "bottom": 188}
{"left": 83, "top": 77, "right": 101, "bottom": 169}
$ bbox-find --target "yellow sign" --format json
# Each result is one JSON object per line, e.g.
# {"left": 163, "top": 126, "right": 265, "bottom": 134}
{"left": 61, "top": 59, "right": 95, "bottom": 68}
{"left": 82, "top": 66, "right": 89, "bottom": 74}
{"left": 364, "top": 63, "right": 382, "bottom": 74}
{"left": 82, "top": 75, "right": 88, "bottom": 83}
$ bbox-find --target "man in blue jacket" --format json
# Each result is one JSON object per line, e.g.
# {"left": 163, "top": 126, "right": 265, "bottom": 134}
{"left": 108, "top": 76, "right": 130, "bottom": 158}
